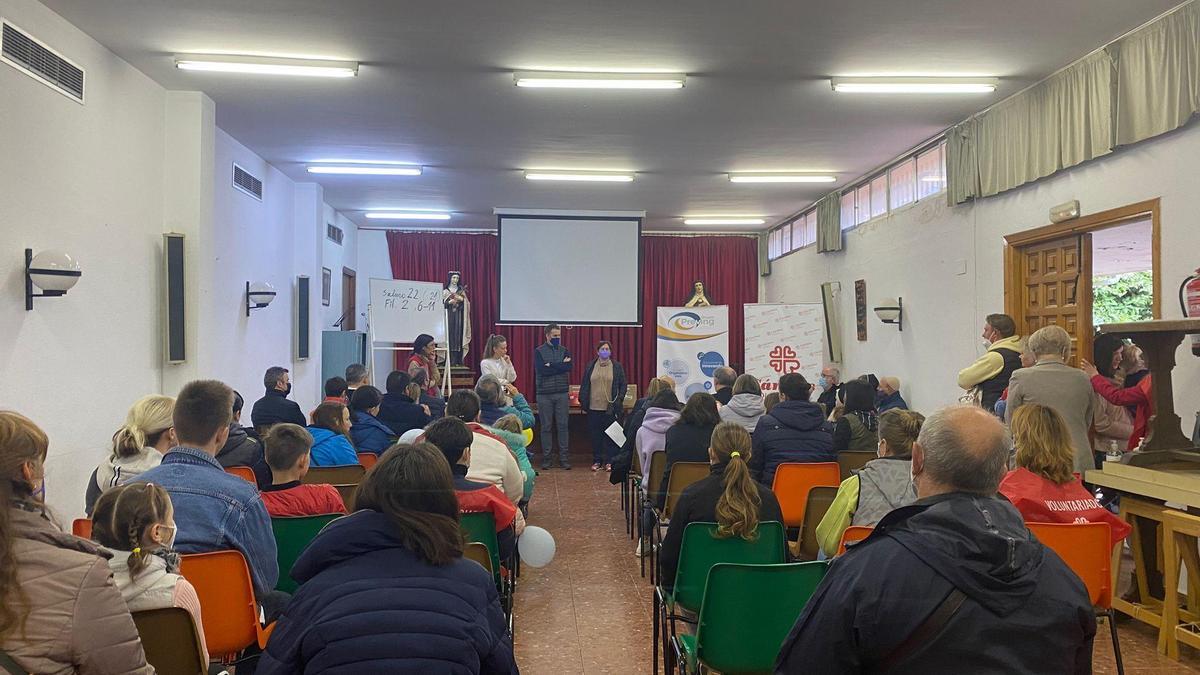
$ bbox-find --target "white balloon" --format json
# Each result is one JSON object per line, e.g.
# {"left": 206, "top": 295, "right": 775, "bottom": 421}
{"left": 518, "top": 526, "right": 556, "bottom": 567}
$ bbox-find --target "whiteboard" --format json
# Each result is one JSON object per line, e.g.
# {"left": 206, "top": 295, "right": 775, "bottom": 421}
{"left": 368, "top": 279, "right": 446, "bottom": 344}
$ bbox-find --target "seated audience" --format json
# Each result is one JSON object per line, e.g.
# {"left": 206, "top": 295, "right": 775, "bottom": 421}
{"left": 776, "top": 405, "right": 1095, "bottom": 673}
{"left": 86, "top": 394, "right": 175, "bottom": 515}
{"left": 446, "top": 390, "right": 526, "bottom": 505}
{"left": 831, "top": 379, "right": 879, "bottom": 453}
{"left": 718, "top": 374, "right": 766, "bottom": 432}
{"left": 1083, "top": 342, "right": 1152, "bottom": 451}
{"left": 413, "top": 370, "right": 447, "bottom": 419}
{"left": 750, "top": 373, "right": 833, "bottom": 487}
{"left": 257, "top": 442, "right": 517, "bottom": 675}
{"left": 1090, "top": 334, "right": 1134, "bottom": 462}
{"left": 636, "top": 389, "right": 683, "bottom": 487}
{"left": 816, "top": 409, "right": 925, "bottom": 557}
{"left": 816, "top": 365, "right": 842, "bottom": 416}
{"left": 491, "top": 414, "right": 536, "bottom": 504}
{"left": 763, "top": 391, "right": 781, "bottom": 414}
{"left": 658, "top": 422, "right": 784, "bottom": 590}
{"left": 1005, "top": 325, "right": 1095, "bottom": 475}
{"left": 307, "top": 401, "right": 360, "bottom": 466}
{"left": 1, "top": 411, "right": 153, "bottom": 674}
{"left": 323, "top": 376, "right": 349, "bottom": 404}
{"left": 1000, "top": 404, "right": 1130, "bottom": 546}
{"left": 876, "top": 376, "right": 908, "bottom": 412}
{"left": 619, "top": 377, "right": 668, "bottom": 462}
{"left": 252, "top": 366, "right": 307, "bottom": 430}
{"left": 349, "top": 386, "right": 396, "bottom": 455}
{"left": 425, "top": 418, "right": 523, "bottom": 558}
{"left": 378, "top": 370, "right": 433, "bottom": 437}
{"left": 136, "top": 380, "right": 280, "bottom": 601}
{"left": 344, "top": 363, "right": 369, "bottom": 399}
{"left": 957, "top": 313, "right": 1023, "bottom": 414}
{"left": 476, "top": 375, "right": 535, "bottom": 429}
{"left": 712, "top": 366, "right": 737, "bottom": 405}
{"left": 91, "top": 482, "right": 208, "bottom": 658}
{"left": 261, "top": 423, "right": 346, "bottom": 518}
{"left": 218, "top": 390, "right": 270, "bottom": 487}
{"left": 659, "top": 392, "right": 720, "bottom": 508}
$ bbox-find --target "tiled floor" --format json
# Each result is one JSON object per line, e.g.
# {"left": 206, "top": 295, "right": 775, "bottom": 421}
{"left": 513, "top": 459, "right": 1200, "bottom": 674}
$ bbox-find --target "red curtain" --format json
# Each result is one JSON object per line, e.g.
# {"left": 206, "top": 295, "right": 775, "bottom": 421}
{"left": 386, "top": 231, "right": 758, "bottom": 393}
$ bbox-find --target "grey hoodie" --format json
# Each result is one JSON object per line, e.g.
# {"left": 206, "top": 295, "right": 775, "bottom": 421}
{"left": 852, "top": 456, "right": 917, "bottom": 527}
{"left": 718, "top": 393, "right": 765, "bottom": 432}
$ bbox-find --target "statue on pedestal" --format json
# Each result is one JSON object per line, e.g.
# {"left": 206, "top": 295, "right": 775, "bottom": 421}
{"left": 684, "top": 280, "right": 712, "bottom": 307}
{"left": 443, "top": 271, "right": 471, "bottom": 367}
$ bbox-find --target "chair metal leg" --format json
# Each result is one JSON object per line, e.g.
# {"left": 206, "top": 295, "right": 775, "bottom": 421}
{"left": 1109, "top": 608, "right": 1124, "bottom": 675}
{"left": 652, "top": 588, "right": 660, "bottom": 675}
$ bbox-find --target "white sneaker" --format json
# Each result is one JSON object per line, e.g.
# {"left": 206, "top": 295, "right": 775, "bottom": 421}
{"left": 635, "top": 540, "right": 644, "bottom": 557}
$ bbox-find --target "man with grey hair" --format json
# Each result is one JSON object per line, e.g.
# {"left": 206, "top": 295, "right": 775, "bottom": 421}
{"left": 816, "top": 364, "right": 842, "bottom": 413}
{"left": 777, "top": 405, "right": 1095, "bottom": 673}
{"left": 712, "top": 366, "right": 737, "bottom": 405}
{"left": 344, "top": 363, "right": 369, "bottom": 398}
{"left": 251, "top": 365, "right": 306, "bottom": 430}
{"left": 476, "top": 374, "right": 535, "bottom": 428}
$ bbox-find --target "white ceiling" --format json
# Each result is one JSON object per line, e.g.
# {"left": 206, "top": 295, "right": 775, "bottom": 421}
{"left": 42, "top": 0, "right": 1181, "bottom": 231}
{"left": 1093, "top": 218, "right": 1153, "bottom": 277}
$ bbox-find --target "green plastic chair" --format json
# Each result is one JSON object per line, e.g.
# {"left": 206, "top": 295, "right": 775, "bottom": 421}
{"left": 271, "top": 514, "right": 341, "bottom": 593}
{"left": 674, "top": 561, "right": 829, "bottom": 675}
{"left": 653, "top": 521, "right": 786, "bottom": 675}
{"left": 461, "top": 511, "right": 513, "bottom": 623}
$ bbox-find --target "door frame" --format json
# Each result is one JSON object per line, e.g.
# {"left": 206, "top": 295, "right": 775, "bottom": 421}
{"left": 341, "top": 266, "right": 357, "bottom": 331}
{"left": 1003, "top": 198, "right": 1162, "bottom": 329}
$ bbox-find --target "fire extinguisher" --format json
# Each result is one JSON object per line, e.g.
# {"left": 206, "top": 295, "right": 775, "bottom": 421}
{"left": 1181, "top": 269, "right": 1200, "bottom": 356}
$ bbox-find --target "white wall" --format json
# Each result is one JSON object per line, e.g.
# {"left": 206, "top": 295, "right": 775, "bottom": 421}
{"left": 357, "top": 229, "right": 395, "bottom": 384}
{"left": 320, "top": 205, "right": 358, "bottom": 329}
{"left": 764, "top": 121, "right": 1200, "bottom": 430}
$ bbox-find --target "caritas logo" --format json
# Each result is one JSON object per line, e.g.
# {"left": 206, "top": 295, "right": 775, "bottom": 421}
{"left": 769, "top": 345, "right": 801, "bottom": 374}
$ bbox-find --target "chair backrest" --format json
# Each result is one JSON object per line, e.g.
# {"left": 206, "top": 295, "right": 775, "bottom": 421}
{"left": 357, "top": 452, "right": 378, "bottom": 470}
{"left": 1027, "top": 521, "right": 1112, "bottom": 608}
{"left": 631, "top": 446, "right": 643, "bottom": 480}
{"left": 332, "top": 484, "right": 358, "bottom": 512}
{"left": 695, "top": 562, "right": 829, "bottom": 674}
{"left": 303, "top": 464, "right": 366, "bottom": 486}
{"left": 179, "top": 550, "right": 259, "bottom": 658}
{"left": 131, "top": 607, "right": 208, "bottom": 675}
{"left": 461, "top": 511, "right": 502, "bottom": 586}
{"left": 225, "top": 465, "right": 257, "bottom": 484}
{"left": 664, "top": 462, "right": 711, "bottom": 519}
{"left": 771, "top": 462, "right": 841, "bottom": 528}
{"left": 836, "top": 451, "right": 876, "bottom": 480}
{"left": 271, "top": 513, "right": 342, "bottom": 593}
{"left": 72, "top": 517, "right": 92, "bottom": 539}
{"left": 673, "top": 521, "right": 787, "bottom": 613}
{"left": 837, "top": 525, "right": 874, "bottom": 555}
{"left": 464, "top": 542, "right": 493, "bottom": 575}
{"left": 797, "top": 486, "right": 838, "bottom": 561}
{"left": 646, "top": 451, "right": 667, "bottom": 501}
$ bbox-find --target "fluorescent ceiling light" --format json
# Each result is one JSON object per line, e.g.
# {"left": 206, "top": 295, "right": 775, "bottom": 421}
{"left": 683, "top": 217, "right": 766, "bottom": 226}
{"left": 728, "top": 173, "right": 837, "bottom": 184}
{"left": 830, "top": 77, "right": 998, "bottom": 94}
{"left": 308, "top": 165, "right": 422, "bottom": 176}
{"left": 524, "top": 170, "right": 635, "bottom": 182}
{"left": 175, "top": 54, "right": 358, "bottom": 78}
{"left": 514, "top": 71, "right": 685, "bottom": 89}
{"left": 365, "top": 212, "right": 452, "bottom": 220}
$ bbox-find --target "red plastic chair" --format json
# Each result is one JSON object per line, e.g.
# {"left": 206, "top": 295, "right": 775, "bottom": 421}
{"left": 771, "top": 463, "right": 841, "bottom": 528}
{"left": 72, "top": 517, "right": 93, "bottom": 539}
{"left": 357, "top": 452, "right": 378, "bottom": 470}
{"left": 837, "top": 525, "right": 874, "bottom": 555}
{"left": 224, "top": 466, "right": 257, "bottom": 484}
{"left": 179, "top": 551, "right": 274, "bottom": 661}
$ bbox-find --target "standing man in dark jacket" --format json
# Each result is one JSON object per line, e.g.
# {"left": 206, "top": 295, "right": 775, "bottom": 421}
{"left": 217, "top": 390, "right": 271, "bottom": 487}
{"left": 776, "top": 405, "right": 1095, "bottom": 674}
{"left": 750, "top": 373, "right": 833, "bottom": 487}
{"left": 534, "top": 323, "right": 573, "bottom": 470}
{"left": 377, "top": 370, "right": 431, "bottom": 436}
{"left": 251, "top": 366, "right": 306, "bottom": 431}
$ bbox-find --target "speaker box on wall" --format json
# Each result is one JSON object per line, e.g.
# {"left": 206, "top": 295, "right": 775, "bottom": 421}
{"left": 162, "top": 233, "right": 186, "bottom": 364}
{"left": 296, "top": 275, "right": 310, "bottom": 360}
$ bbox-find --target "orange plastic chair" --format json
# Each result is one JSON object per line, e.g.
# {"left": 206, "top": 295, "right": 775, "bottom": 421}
{"left": 837, "top": 525, "right": 874, "bottom": 555}
{"left": 72, "top": 517, "right": 93, "bottom": 539}
{"left": 771, "top": 463, "right": 841, "bottom": 528}
{"left": 224, "top": 466, "right": 257, "bottom": 484}
{"left": 357, "top": 452, "right": 378, "bottom": 470}
{"left": 179, "top": 551, "right": 274, "bottom": 661}
{"left": 1027, "top": 522, "right": 1120, "bottom": 673}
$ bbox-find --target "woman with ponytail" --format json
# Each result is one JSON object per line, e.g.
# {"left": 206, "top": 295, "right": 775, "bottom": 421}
{"left": 86, "top": 394, "right": 176, "bottom": 515}
{"left": 657, "top": 421, "right": 784, "bottom": 590}
{"left": 816, "top": 409, "right": 925, "bottom": 557}
{"left": 0, "top": 411, "right": 153, "bottom": 673}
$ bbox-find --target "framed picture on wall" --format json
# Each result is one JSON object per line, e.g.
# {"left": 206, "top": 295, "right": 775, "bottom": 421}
{"left": 322, "top": 267, "right": 332, "bottom": 306}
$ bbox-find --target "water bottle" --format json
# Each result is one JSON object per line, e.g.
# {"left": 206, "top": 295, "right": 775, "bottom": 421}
{"left": 1105, "top": 439, "right": 1123, "bottom": 463}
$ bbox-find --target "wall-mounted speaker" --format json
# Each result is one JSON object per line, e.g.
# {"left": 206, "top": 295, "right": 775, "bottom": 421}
{"left": 162, "top": 233, "right": 186, "bottom": 364}
{"left": 296, "top": 275, "right": 311, "bottom": 360}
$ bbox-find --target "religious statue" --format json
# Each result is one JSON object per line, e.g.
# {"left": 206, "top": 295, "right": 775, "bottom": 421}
{"left": 443, "top": 271, "right": 472, "bottom": 367}
{"left": 684, "top": 280, "right": 712, "bottom": 307}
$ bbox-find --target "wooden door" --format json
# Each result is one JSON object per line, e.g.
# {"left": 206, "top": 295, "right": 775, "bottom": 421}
{"left": 341, "top": 268, "right": 356, "bottom": 331}
{"left": 1014, "top": 233, "right": 1093, "bottom": 366}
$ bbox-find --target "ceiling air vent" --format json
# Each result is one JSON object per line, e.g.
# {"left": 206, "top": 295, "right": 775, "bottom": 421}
{"left": 326, "top": 223, "right": 344, "bottom": 245}
{"left": 232, "top": 164, "right": 263, "bottom": 201}
{"left": 1, "top": 21, "right": 85, "bottom": 103}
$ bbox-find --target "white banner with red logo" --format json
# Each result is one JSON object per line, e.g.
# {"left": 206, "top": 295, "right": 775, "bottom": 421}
{"left": 656, "top": 305, "right": 730, "bottom": 400}
{"left": 743, "top": 303, "right": 826, "bottom": 393}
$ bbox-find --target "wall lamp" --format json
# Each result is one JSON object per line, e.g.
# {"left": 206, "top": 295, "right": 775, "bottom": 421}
{"left": 25, "top": 248, "right": 82, "bottom": 311}
{"left": 246, "top": 281, "right": 277, "bottom": 316}
{"left": 874, "top": 297, "right": 903, "bottom": 331}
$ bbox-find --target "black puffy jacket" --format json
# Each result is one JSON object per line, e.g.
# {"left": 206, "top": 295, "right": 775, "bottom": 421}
{"left": 749, "top": 400, "right": 833, "bottom": 487}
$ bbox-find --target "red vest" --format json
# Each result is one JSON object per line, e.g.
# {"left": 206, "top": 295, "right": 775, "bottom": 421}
{"left": 262, "top": 483, "right": 347, "bottom": 518}
{"left": 1000, "top": 468, "right": 1130, "bottom": 546}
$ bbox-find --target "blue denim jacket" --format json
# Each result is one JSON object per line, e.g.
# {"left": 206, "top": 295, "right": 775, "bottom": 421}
{"left": 136, "top": 446, "right": 279, "bottom": 596}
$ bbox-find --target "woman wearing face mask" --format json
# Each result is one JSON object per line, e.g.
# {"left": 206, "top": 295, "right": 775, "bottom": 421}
{"left": 91, "top": 482, "right": 208, "bottom": 658}
{"left": 0, "top": 411, "right": 154, "bottom": 673}
{"left": 577, "top": 341, "right": 628, "bottom": 472}
{"left": 408, "top": 333, "right": 442, "bottom": 397}
{"left": 815, "top": 409, "right": 925, "bottom": 558}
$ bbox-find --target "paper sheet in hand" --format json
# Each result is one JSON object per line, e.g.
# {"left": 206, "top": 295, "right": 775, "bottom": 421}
{"left": 605, "top": 421, "right": 626, "bottom": 446}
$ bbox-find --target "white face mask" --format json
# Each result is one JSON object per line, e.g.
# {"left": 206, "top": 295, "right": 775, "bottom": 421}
{"left": 156, "top": 523, "right": 177, "bottom": 550}
{"left": 981, "top": 337, "right": 993, "bottom": 349}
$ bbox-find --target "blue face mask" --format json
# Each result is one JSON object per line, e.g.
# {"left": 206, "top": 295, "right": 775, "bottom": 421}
{"left": 599, "top": 349, "right": 612, "bottom": 359}
{"left": 550, "top": 337, "right": 561, "bottom": 347}
{"left": 817, "top": 376, "right": 828, "bottom": 390}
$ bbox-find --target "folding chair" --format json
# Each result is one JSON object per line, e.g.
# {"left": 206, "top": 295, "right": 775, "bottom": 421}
{"left": 271, "top": 513, "right": 341, "bottom": 593}
{"left": 357, "top": 452, "right": 378, "bottom": 470}
{"left": 461, "top": 511, "right": 514, "bottom": 626}
{"left": 651, "top": 461, "right": 711, "bottom": 586}
{"left": 303, "top": 464, "right": 366, "bottom": 486}
{"left": 465, "top": 541, "right": 493, "bottom": 575}
{"left": 796, "top": 486, "right": 838, "bottom": 561}
{"left": 224, "top": 466, "right": 257, "bottom": 484}
{"left": 131, "top": 607, "right": 208, "bottom": 675}
{"left": 640, "top": 451, "right": 667, "bottom": 580}
{"left": 179, "top": 550, "right": 274, "bottom": 663}
{"left": 837, "top": 525, "right": 874, "bottom": 555}
{"left": 72, "top": 517, "right": 92, "bottom": 539}
{"left": 332, "top": 484, "right": 358, "bottom": 512}
{"left": 771, "top": 462, "right": 840, "bottom": 545}
{"left": 836, "top": 451, "right": 876, "bottom": 480}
